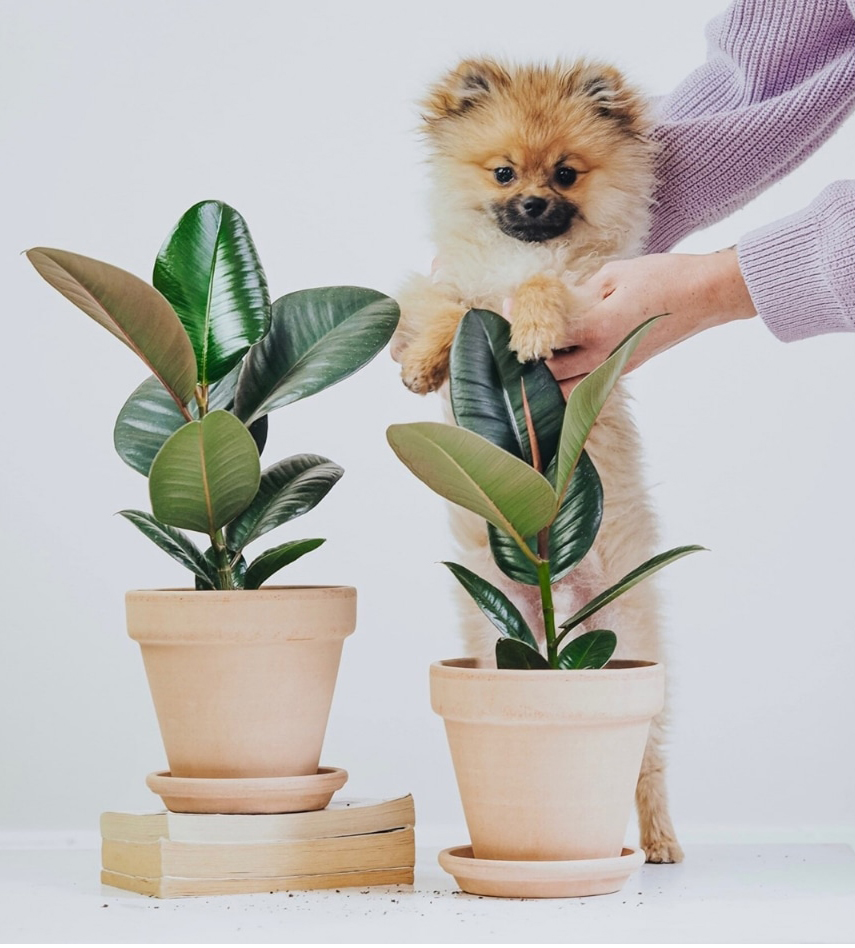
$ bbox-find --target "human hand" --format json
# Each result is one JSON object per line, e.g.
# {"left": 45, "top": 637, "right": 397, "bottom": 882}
{"left": 543, "top": 249, "right": 757, "bottom": 397}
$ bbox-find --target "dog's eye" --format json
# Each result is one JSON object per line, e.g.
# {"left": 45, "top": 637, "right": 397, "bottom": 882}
{"left": 494, "top": 167, "right": 515, "bottom": 184}
{"left": 555, "top": 167, "right": 577, "bottom": 187}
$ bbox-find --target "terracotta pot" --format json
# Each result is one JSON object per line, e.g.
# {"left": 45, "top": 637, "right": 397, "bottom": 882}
{"left": 430, "top": 658, "right": 664, "bottom": 862}
{"left": 126, "top": 586, "right": 356, "bottom": 783}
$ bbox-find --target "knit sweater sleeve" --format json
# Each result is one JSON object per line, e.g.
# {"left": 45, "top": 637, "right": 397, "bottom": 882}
{"left": 644, "top": 0, "right": 855, "bottom": 340}
{"left": 738, "top": 182, "right": 855, "bottom": 340}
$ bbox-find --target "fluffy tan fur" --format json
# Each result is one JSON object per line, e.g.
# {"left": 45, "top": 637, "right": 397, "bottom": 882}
{"left": 393, "top": 58, "right": 683, "bottom": 864}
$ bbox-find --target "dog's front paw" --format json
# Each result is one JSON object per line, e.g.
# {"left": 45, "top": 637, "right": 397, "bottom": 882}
{"left": 510, "top": 321, "right": 561, "bottom": 362}
{"left": 400, "top": 345, "right": 449, "bottom": 394}
{"left": 642, "top": 834, "right": 685, "bottom": 865}
{"left": 507, "top": 283, "right": 569, "bottom": 362}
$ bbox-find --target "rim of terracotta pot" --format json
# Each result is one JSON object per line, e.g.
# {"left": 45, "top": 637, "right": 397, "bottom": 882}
{"left": 126, "top": 585, "right": 357, "bottom": 645}
{"left": 432, "top": 656, "right": 659, "bottom": 675}
{"left": 126, "top": 584, "right": 356, "bottom": 599}
{"left": 430, "top": 656, "right": 665, "bottom": 723}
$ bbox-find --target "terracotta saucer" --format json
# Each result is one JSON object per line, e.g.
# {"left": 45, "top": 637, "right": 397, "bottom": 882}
{"left": 145, "top": 766, "right": 348, "bottom": 814}
{"left": 438, "top": 845, "right": 645, "bottom": 899}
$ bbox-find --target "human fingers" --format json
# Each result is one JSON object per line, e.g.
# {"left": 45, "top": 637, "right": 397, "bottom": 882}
{"left": 558, "top": 375, "right": 586, "bottom": 398}
{"left": 570, "top": 266, "right": 615, "bottom": 311}
{"left": 545, "top": 345, "right": 604, "bottom": 393}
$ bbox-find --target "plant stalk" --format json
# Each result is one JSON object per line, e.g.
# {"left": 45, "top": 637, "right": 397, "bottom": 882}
{"left": 536, "top": 558, "right": 558, "bottom": 667}
{"left": 195, "top": 384, "right": 209, "bottom": 418}
{"left": 212, "top": 528, "right": 235, "bottom": 589}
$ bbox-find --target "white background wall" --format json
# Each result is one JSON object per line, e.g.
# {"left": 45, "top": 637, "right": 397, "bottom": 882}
{"left": 2, "top": 0, "right": 853, "bottom": 847}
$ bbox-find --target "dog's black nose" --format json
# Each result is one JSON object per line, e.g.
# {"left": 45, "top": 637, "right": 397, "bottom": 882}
{"left": 522, "top": 196, "right": 548, "bottom": 218}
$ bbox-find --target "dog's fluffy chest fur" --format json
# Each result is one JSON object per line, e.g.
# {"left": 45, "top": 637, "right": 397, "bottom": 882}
{"left": 430, "top": 206, "right": 644, "bottom": 314}
{"left": 433, "top": 229, "right": 596, "bottom": 312}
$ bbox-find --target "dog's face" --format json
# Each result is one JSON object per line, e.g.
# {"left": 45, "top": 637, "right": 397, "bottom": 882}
{"left": 421, "top": 59, "right": 653, "bottom": 247}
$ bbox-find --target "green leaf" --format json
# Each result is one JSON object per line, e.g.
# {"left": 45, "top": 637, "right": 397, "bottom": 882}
{"left": 244, "top": 538, "right": 326, "bottom": 590}
{"left": 557, "top": 544, "right": 707, "bottom": 640}
{"left": 153, "top": 201, "right": 270, "bottom": 386}
{"left": 489, "top": 450, "right": 603, "bottom": 585}
{"left": 442, "top": 561, "right": 538, "bottom": 649}
{"left": 114, "top": 375, "right": 191, "bottom": 477}
{"left": 114, "top": 364, "right": 267, "bottom": 477}
{"left": 557, "top": 630, "right": 617, "bottom": 669}
{"left": 26, "top": 247, "right": 197, "bottom": 409}
{"left": 387, "top": 422, "right": 556, "bottom": 552}
{"left": 226, "top": 455, "right": 343, "bottom": 553}
{"left": 149, "top": 410, "right": 261, "bottom": 534}
{"left": 117, "top": 509, "right": 217, "bottom": 588}
{"left": 449, "top": 309, "right": 565, "bottom": 467}
{"left": 235, "top": 287, "right": 399, "bottom": 424}
{"left": 554, "top": 315, "right": 660, "bottom": 506}
{"left": 246, "top": 415, "right": 269, "bottom": 457}
{"left": 495, "top": 638, "right": 550, "bottom": 669}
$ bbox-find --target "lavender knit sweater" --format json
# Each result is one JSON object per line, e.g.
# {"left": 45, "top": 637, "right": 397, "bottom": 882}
{"left": 646, "top": 0, "right": 855, "bottom": 341}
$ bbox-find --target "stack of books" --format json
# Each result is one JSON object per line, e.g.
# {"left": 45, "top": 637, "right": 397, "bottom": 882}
{"left": 100, "top": 795, "right": 415, "bottom": 898}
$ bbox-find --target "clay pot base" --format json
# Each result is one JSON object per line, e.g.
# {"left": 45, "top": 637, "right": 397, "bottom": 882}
{"left": 438, "top": 845, "right": 645, "bottom": 899}
{"left": 145, "top": 766, "right": 348, "bottom": 814}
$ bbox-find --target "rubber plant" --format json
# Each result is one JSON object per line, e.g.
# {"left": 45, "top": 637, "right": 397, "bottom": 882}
{"left": 27, "top": 200, "right": 399, "bottom": 590}
{"left": 387, "top": 309, "right": 703, "bottom": 670}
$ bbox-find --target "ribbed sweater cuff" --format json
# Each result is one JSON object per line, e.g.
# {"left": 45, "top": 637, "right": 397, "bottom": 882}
{"left": 738, "top": 185, "right": 855, "bottom": 342}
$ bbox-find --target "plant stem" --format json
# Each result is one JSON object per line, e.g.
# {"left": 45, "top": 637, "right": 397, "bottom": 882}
{"left": 536, "top": 558, "right": 558, "bottom": 667}
{"left": 537, "top": 527, "right": 549, "bottom": 562}
{"left": 194, "top": 384, "right": 231, "bottom": 587}
{"left": 212, "top": 528, "right": 234, "bottom": 589}
{"left": 195, "top": 384, "right": 209, "bottom": 419}
{"left": 524, "top": 378, "right": 558, "bottom": 663}
{"left": 521, "top": 380, "right": 542, "bottom": 473}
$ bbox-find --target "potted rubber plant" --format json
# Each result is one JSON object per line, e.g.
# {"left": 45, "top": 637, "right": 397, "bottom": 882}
{"left": 386, "top": 310, "right": 703, "bottom": 897}
{"left": 27, "top": 200, "right": 399, "bottom": 814}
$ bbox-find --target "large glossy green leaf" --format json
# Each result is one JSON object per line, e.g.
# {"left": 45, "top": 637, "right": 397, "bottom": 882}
{"left": 226, "top": 455, "right": 343, "bottom": 552}
{"left": 113, "top": 365, "right": 267, "bottom": 476}
{"left": 489, "top": 450, "right": 603, "bottom": 585}
{"left": 443, "top": 561, "right": 538, "bottom": 649}
{"left": 495, "top": 638, "right": 550, "bottom": 669}
{"left": 153, "top": 201, "right": 270, "bottom": 386}
{"left": 554, "top": 315, "right": 660, "bottom": 506}
{"left": 557, "top": 544, "right": 707, "bottom": 641}
{"left": 557, "top": 630, "right": 617, "bottom": 669}
{"left": 387, "top": 422, "right": 555, "bottom": 552}
{"left": 114, "top": 376, "right": 190, "bottom": 477}
{"left": 244, "top": 538, "right": 326, "bottom": 590}
{"left": 235, "top": 287, "right": 399, "bottom": 424}
{"left": 26, "top": 247, "right": 197, "bottom": 410}
{"left": 149, "top": 410, "right": 261, "bottom": 534}
{"left": 450, "top": 309, "right": 564, "bottom": 467}
{"left": 117, "top": 509, "right": 217, "bottom": 588}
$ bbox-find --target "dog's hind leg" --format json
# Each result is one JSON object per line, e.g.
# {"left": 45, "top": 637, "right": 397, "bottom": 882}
{"left": 636, "top": 714, "right": 685, "bottom": 864}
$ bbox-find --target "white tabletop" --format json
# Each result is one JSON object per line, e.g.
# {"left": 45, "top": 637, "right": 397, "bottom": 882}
{"left": 1, "top": 841, "right": 853, "bottom": 944}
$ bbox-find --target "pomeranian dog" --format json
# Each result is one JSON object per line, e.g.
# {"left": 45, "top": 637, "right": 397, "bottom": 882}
{"left": 391, "top": 58, "right": 684, "bottom": 865}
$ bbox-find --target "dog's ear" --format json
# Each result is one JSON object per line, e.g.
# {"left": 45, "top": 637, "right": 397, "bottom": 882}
{"left": 422, "top": 59, "right": 509, "bottom": 123}
{"left": 573, "top": 64, "right": 648, "bottom": 131}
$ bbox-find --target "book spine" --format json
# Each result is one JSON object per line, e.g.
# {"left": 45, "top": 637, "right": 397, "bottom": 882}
{"left": 102, "top": 827, "right": 415, "bottom": 879}
{"left": 100, "top": 796, "right": 416, "bottom": 844}
{"left": 101, "top": 866, "right": 415, "bottom": 898}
